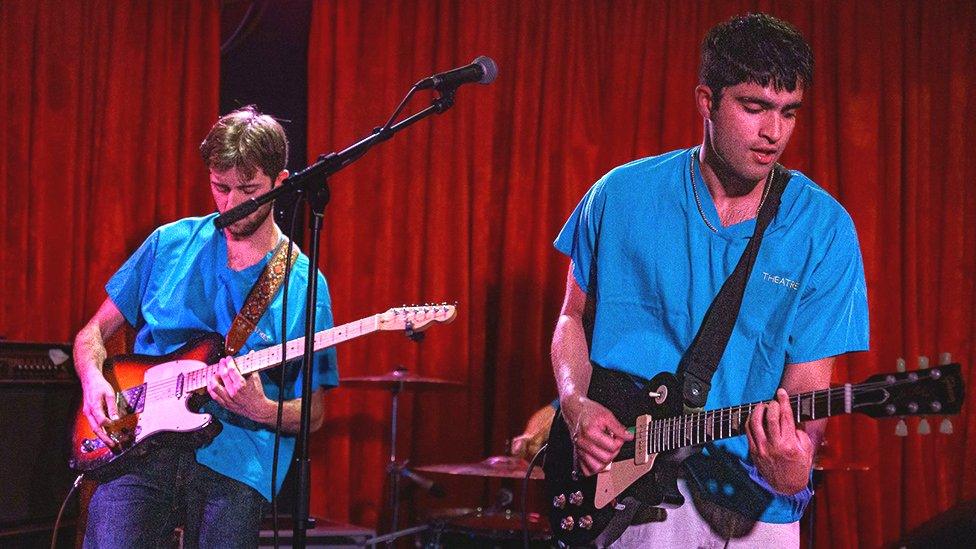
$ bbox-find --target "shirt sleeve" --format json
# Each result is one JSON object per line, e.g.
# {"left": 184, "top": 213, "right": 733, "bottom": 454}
{"left": 785, "top": 216, "right": 870, "bottom": 363}
{"left": 105, "top": 230, "right": 160, "bottom": 328}
{"left": 553, "top": 177, "right": 608, "bottom": 292}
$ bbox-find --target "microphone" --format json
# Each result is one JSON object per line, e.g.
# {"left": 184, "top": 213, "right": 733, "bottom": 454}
{"left": 399, "top": 467, "right": 446, "bottom": 498}
{"left": 415, "top": 56, "right": 498, "bottom": 90}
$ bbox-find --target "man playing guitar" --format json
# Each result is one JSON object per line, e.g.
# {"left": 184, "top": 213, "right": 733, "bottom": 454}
{"left": 551, "top": 13, "right": 869, "bottom": 547}
{"left": 74, "top": 106, "right": 338, "bottom": 547}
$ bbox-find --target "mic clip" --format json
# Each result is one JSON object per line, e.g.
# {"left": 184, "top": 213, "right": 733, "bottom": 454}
{"left": 431, "top": 87, "right": 456, "bottom": 114}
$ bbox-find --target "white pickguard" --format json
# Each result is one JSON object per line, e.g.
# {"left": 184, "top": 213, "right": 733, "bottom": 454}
{"left": 593, "top": 453, "right": 658, "bottom": 509}
{"left": 134, "top": 359, "right": 213, "bottom": 441}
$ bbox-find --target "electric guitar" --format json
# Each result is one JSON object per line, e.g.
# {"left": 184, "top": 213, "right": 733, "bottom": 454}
{"left": 543, "top": 363, "right": 965, "bottom": 546}
{"left": 70, "top": 304, "right": 457, "bottom": 477}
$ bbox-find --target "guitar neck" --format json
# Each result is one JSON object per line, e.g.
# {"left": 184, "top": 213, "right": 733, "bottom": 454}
{"left": 644, "top": 383, "right": 857, "bottom": 454}
{"left": 182, "top": 315, "right": 380, "bottom": 392}
{"left": 240, "top": 315, "right": 380, "bottom": 374}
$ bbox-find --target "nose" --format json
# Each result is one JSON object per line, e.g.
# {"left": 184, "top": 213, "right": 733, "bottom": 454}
{"left": 760, "top": 112, "right": 783, "bottom": 143}
{"left": 225, "top": 189, "right": 248, "bottom": 208}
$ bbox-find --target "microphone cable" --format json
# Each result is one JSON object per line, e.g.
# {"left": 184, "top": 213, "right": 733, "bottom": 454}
{"left": 270, "top": 192, "right": 304, "bottom": 548}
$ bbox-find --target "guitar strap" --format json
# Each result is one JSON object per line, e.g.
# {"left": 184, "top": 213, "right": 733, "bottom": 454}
{"left": 678, "top": 163, "right": 791, "bottom": 410}
{"left": 224, "top": 239, "right": 299, "bottom": 356}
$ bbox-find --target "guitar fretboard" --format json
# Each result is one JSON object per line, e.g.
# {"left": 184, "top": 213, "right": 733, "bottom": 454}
{"left": 179, "top": 315, "right": 380, "bottom": 393}
{"left": 643, "top": 384, "right": 857, "bottom": 454}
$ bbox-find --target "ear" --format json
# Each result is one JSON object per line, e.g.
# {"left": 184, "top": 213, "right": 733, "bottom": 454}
{"left": 273, "top": 169, "right": 289, "bottom": 188}
{"left": 694, "top": 85, "right": 715, "bottom": 120}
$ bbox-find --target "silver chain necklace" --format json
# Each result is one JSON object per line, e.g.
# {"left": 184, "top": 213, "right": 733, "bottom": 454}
{"left": 690, "top": 147, "right": 771, "bottom": 233}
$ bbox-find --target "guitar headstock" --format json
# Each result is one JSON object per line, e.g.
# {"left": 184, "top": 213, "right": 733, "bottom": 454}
{"left": 854, "top": 363, "right": 965, "bottom": 418}
{"left": 377, "top": 303, "right": 458, "bottom": 333}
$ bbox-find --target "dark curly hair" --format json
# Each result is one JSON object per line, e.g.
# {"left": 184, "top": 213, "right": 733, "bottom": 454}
{"left": 700, "top": 13, "right": 813, "bottom": 107}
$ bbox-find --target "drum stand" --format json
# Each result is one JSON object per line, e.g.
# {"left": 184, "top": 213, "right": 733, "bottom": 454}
{"left": 340, "top": 366, "right": 460, "bottom": 546}
{"left": 386, "top": 376, "right": 405, "bottom": 541}
{"left": 383, "top": 366, "right": 447, "bottom": 545}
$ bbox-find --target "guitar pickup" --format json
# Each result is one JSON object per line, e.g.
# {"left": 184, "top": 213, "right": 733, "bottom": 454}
{"left": 634, "top": 414, "right": 651, "bottom": 465}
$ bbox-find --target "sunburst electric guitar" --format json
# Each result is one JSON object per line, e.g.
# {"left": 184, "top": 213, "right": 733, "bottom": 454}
{"left": 543, "top": 363, "right": 965, "bottom": 546}
{"left": 70, "top": 304, "right": 457, "bottom": 477}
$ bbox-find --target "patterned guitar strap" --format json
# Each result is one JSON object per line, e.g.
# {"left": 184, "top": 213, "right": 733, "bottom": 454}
{"left": 224, "top": 239, "right": 300, "bottom": 356}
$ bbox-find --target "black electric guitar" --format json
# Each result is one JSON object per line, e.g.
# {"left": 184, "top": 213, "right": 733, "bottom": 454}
{"left": 543, "top": 363, "right": 965, "bottom": 546}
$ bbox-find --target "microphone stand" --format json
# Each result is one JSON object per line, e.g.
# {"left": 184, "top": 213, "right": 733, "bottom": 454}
{"left": 214, "top": 86, "right": 458, "bottom": 548}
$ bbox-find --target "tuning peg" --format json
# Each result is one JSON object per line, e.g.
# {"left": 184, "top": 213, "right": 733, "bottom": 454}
{"left": 939, "top": 352, "right": 952, "bottom": 365}
{"left": 918, "top": 418, "right": 931, "bottom": 435}
{"left": 896, "top": 358, "right": 906, "bottom": 373}
{"left": 895, "top": 419, "right": 908, "bottom": 437}
{"left": 918, "top": 356, "right": 929, "bottom": 369}
{"left": 940, "top": 418, "right": 954, "bottom": 435}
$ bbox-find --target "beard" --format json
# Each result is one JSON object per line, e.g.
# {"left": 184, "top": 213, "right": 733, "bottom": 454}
{"left": 225, "top": 202, "right": 274, "bottom": 239}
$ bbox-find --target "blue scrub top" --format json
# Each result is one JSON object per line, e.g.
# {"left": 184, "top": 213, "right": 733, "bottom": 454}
{"left": 555, "top": 148, "right": 869, "bottom": 522}
{"left": 107, "top": 213, "right": 339, "bottom": 500}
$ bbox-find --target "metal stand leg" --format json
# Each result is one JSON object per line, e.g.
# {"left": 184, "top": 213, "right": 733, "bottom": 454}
{"left": 386, "top": 379, "right": 403, "bottom": 546}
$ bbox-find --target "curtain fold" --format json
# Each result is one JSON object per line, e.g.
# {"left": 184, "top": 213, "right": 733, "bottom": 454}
{"left": 0, "top": 0, "right": 220, "bottom": 342}
{"left": 306, "top": 1, "right": 976, "bottom": 546}
{"left": 2, "top": 1, "right": 973, "bottom": 546}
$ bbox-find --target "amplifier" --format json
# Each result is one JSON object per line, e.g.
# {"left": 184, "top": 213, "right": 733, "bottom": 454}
{"left": 0, "top": 341, "right": 79, "bottom": 530}
{"left": 0, "top": 341, "right": 75, "bottom": 383}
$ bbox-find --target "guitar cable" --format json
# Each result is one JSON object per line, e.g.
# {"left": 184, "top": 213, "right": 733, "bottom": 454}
{"left": 50, "top": 473, "right": 84, "bottom": 549}
{"left": 522, "top": 443, "right": 547, "bottom": 549}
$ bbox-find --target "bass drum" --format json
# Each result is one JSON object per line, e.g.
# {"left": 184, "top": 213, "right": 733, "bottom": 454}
{"left": 423, "top": 509, "right": 553, "bottom": 548}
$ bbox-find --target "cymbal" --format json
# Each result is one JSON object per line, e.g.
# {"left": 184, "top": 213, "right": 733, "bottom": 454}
{"left": 340, "top": 368, "right": 462, "bottom": 392}
{"left": 416, "top": 456, "right": 545, "bottom": 480}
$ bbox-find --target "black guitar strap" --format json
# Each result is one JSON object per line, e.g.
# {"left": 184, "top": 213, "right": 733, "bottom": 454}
{"left": 678, "top": 163, "right": 791, "bottom": 409}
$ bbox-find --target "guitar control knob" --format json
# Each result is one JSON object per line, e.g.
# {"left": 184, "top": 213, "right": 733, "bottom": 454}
{"left": 579, "top": 515, "right": 594, "bottom": 530}
{"left": 560, "top": 517, "right": 575, "bottom": 531}
{"left": 907, "top": 402, "right": 919, "bottom": 414}
{"left": 552, "top": 494, "right": 567, "bottom": 509}
{"left": 569, "top": 491, "right": 584, "bottom": 506}
{"left": 81, "top": 439, "right": 97, "bottom": 453}
{"left": 931, "top": 401, "right": 943, "bottom": 413}
{"left": 885, "top": 404, "right": 897, "bottom": 415}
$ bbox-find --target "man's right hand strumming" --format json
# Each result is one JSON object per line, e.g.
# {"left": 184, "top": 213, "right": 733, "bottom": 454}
{"left": 560, "top": 393, "right": 633, "bottom": 476}
{"left": 75, "top": 297, "right": 128, "bottom": 449}
{"left": 552, "top": 265, "right": 634, "bottom": 476}
{"left": 79, "top": 370, "right": 120, "bottom": 448}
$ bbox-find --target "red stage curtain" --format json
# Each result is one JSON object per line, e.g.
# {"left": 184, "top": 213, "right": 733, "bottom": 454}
{"left": 306, "top": 1, "right": 976, "bottom": 546}
{"left": 0, "top": 1, "right": 220, "bottom": 343}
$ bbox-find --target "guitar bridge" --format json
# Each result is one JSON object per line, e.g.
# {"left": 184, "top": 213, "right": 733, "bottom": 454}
{"left": 634, "top": 414, "right": 651, "bottom": 465}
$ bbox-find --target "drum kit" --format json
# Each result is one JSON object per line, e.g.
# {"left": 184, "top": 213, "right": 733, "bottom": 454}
{"left": 341, "top": 367, "right": 552, "bottom": 547}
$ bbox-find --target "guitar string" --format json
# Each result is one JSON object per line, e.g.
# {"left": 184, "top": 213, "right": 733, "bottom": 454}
{"left": 643, "top": 375, "right": 948, "bottom": 452}
{"left": 646, "top": 389, "right": 889, "bottom": 452}
{"left": 134, "top": 316, "right": 377, "bottom": 404}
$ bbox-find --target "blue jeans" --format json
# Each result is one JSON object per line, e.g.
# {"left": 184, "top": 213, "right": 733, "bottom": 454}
{"left": 83, "top": 447, "right": 265, "bottom": 548}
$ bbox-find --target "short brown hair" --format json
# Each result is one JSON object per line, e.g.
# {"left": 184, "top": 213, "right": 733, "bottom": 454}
{"left": 199, "top": 105, "right": 288, "bottom": 180}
